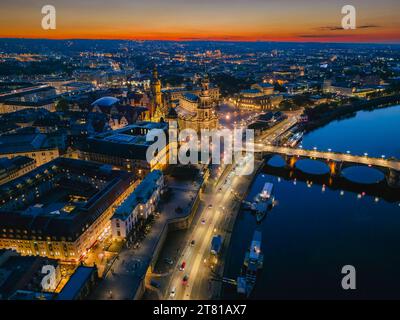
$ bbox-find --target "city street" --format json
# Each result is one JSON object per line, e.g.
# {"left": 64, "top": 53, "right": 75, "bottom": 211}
{"left": 164, "top": 155, "right": 255, "bottom": 300}
{"left": 161, "top": 113, "right": 300, "bottom": 300}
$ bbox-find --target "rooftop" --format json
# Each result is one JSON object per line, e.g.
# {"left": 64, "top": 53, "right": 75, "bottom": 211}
{"left": 91, "top": 96, "right": 120, "bottom": 108}
{"left": 0, "top": 130, "right": 50, "bottom": 154}
{"left": 77, "top": 122, "right": 169, "bottom": 161}
{"left": 56, "top": 266, "right": 96, "bottom": 300}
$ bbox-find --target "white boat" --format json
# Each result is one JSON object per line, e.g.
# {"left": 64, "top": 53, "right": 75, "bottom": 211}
{"left": 254, "top": 183, "right": 274, "bottom": 222}
{"left": 237, "top": 230, "right": 263, "bottom": 297}
{"left": 287, "top": 131, "right": 304, "bottom": 148}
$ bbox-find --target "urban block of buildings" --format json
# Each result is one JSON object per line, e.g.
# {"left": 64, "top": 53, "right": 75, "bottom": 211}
{"left": 76, "top": 121, "right": 170, "bottom": 175}
{"left": 0, "top": 158, "right": 134, "bottom": 262}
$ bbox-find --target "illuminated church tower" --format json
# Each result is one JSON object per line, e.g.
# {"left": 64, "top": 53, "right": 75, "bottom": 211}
{"left": 150, "top": 66, "right": 164, "bottom": 121}
{"left": 197, "top": 74, "right": 218, "bottom": 130}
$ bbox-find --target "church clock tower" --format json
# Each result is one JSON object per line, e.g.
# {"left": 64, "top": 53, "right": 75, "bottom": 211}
{"left": 150, "top": 66, "right": 163, "bottom": 121}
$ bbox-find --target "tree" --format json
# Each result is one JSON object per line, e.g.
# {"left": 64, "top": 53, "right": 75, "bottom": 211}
{"left": 279, "top": 100, "right": 295, "bottom": 111}
{"left": 274, "top": 83, "right": 287, "bottom": 93}
{"left": 56, "top": 98, "right": 69, "bottom": 112}
{"left": 292, "top": 94, "right": 311, "bottom": 107}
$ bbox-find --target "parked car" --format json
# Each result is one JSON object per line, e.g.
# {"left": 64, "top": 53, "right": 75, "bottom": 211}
{"left": 190, "top": 240, "right": 195, "bottom": 247}
{"left": 182, "top": 274, "right": 189, "bottom": 285}
{"left": 164, "top": 258, "right": 174, "bottom": 265}
{"left": 179, "top": 261, "right": 186, "bottom": 271}
{"left": 169, "top": 287, "right": 176, "bottom": 298}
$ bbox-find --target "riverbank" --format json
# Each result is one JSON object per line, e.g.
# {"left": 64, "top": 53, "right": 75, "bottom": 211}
{"left": 215, "top": 159, "right": 264, "bottom": 299}
{"left": 303, "top": 94, "right": 400, "bottom": 133}
{"left": 222, "top": 104, "right": 400, "bottom": 299}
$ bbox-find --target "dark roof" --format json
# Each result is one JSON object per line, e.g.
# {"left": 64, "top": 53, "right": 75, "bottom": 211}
{"left": 0, "top": 255, "right": 57, "bottom": 299}
{"left": 3, "top": 98, "right": 56, "bottom": 107}
{"left": 76, "top": 122, "right": 168, "bottom": 161}
{"left": 0, "top": 156, "right": 34, "bottom": 174}
{"left": 56, "top": 266, "right": 96, "bottom": 300}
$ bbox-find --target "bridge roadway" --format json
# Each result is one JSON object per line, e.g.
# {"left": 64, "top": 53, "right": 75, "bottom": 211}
{"left": 247, "top": 143, "right": 400, "bottom": 172}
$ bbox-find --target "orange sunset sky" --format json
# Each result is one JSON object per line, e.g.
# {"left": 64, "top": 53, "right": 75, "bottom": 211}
{"left": 1, "top": 0, "right": 399, "bottom": 43}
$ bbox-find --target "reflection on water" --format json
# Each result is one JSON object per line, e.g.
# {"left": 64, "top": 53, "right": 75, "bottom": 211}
{"left": 294, "top": 159, "right": 329, "bottom": 175}
{"left": 223, "top": 105, "right": 400, "bottom": 299}
{"left": 342, "top": 166, "right": 384, "bottom": 184}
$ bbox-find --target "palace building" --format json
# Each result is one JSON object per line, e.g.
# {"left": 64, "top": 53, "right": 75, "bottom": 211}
{"left": 235, "top": 83, "right": 283, "bottom": 110}
{"left": 173, "top": 75, "right": 219, "bottom": 132}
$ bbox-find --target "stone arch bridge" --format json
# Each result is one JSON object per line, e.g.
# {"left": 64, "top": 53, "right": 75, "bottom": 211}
{"left": 249, "top": 144, "right": 400, "bottom": 188}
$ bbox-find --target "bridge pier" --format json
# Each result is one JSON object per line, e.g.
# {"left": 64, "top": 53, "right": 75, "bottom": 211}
{"left": 386, "top": 169, "right": 400, "bottom": 188}
{"left": 328, "top": 161, "right": 342, "bottom": 177}
{"left": 285, "top": 155, "right": 298, "bottom": 169}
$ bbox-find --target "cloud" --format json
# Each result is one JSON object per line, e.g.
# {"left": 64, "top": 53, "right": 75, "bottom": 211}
{"left": 317, "top": 25, "right": 381, "bottom": 31}
{"left": 358, "top": 24, "right": 381, "bottom": 29}
{"left": 297, "top": 34, "right": 354, "bottom": 38}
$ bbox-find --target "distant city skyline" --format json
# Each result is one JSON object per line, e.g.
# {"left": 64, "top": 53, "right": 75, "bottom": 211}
{"left": 1, "top": 0, "right": 400, "bottom": 43}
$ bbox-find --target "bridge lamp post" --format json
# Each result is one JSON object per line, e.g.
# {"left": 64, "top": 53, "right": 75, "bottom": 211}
{"left": 381, "top": 155, "right": 386, "bottom": 159}
{"left": 364, "top": 153, "right": 368, "bottom": 157}
{"left": 328, "top": 148, "right": 332, "bottom": 152}
{"left": 346, "top": 150, "right": 351, "bottom": 154}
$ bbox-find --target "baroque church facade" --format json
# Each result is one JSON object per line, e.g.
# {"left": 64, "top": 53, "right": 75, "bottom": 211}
{"left": 147, "top": 66, "right": 219, "bottom": 132}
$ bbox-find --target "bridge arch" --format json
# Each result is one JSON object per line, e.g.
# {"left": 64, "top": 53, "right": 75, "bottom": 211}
{"left": 256, "top": 145, "right": 400, "bottom": 188}
{"left": 340, "top": 164, "right": 386, "bottom": 184}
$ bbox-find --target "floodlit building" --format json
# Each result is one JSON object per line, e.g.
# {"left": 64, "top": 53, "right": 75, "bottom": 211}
{"left": 235, "top": 83, "right": 282, "bottom": 110}
{"left": 0, "top": 158, "right": 134, "bottom": 262}
{"left": 174, "top": 76, "right": 219, "bottom": 132}
{"left": 111, "top": 170, "right": 164, "bottom": 239}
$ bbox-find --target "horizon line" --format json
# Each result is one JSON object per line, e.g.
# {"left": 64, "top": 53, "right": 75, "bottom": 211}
{"left": 1, "top": 37, "right": 400, "bottom": 45}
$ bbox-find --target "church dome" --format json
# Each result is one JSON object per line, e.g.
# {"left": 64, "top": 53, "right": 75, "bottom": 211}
{"left": 91, "top": 96, "right": 120, "bottom": 108}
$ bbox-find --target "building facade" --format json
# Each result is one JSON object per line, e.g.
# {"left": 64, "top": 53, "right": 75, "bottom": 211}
{"left": 0, "top": 130, "right": 61, "bottom": 167}
{"left": 235, "top": 83, "right": 282, "bottom": 110}
{"left": 0, "top": 156, "right": 36, "bottom": 186}
{"left": 0, "top": 158, "right": 135, "bottom": 262}
{"left": 111, "top": 170, "right": 164, "bottom": 240}
{"left": 174, "top": 76, "right": 219, "bottom": 132}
